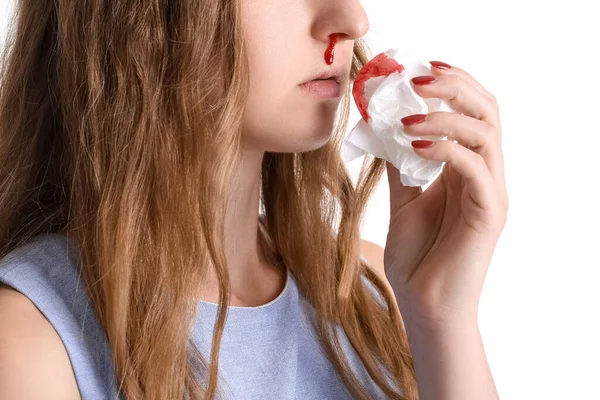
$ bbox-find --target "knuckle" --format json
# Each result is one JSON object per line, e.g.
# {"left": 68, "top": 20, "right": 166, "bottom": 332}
{"left": 492, "top": 196, "right": 508, "bottom": 228}
{"left": 498, "top": 211, "right": 508, "bottom": 228}
{"left": 475, "top": 155, "right": 488, "bottom": 172}
{"left": 490, "top": 95, "right": 499, "bottom": 109}
{"left": 485, "top": 122, "right": 498, "bottom": 138}
{"left": 449, "top": 141, "right": 460, "bottom": 162}
{"left": 454, "top": 68, "right": 470, "bottom": 81}
{"left": 450, "top": 74, "right": 464, "bottom": 88}
{"left": 500, "top": 209, "right": 508, "bottom": 225}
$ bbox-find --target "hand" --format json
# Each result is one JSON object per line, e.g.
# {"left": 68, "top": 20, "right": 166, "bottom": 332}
{"left": 383, "top": 62, "right": 508, "bottom": 327}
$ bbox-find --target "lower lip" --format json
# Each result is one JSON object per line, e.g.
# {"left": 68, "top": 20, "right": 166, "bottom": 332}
{"left": 300, "top": 79, "right": 341, "bottom": 99}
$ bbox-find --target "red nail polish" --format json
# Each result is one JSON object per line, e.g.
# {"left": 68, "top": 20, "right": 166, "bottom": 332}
{"left": 430, "top": 61, "right": 452, "bottom": 70}
{"left": 411, "top": 140, "right": 434, "bottom": 149}
{"left": 401, "top": 114, "right": 427, "bottom": 126}
{"left": 412, "top": 76, "right": 436, "bottom": 85}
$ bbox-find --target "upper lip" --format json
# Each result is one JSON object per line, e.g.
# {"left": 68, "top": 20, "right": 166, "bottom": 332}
{"left": 304, "top": 66, "right": 346, "bottom": 84}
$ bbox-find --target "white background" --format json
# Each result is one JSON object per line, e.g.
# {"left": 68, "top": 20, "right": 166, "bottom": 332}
{"left": 350, "top": 1, "right": 600, "bottom": 399}
{"left": 2, "top": 0, "right": 599, "bottom": 398}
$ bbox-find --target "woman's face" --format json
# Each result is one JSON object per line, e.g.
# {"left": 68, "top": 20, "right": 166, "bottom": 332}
{"left": 240, "top": 0, "right": 369, "bottom": 153}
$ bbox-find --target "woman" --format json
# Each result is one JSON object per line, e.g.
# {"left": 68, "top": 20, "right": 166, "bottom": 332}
{"left": 0, "top": 0, "right": 507, "bottom": 399}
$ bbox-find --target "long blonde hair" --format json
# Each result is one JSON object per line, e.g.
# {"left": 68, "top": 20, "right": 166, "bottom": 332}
{"left": 0, "top": 0, "right": 418, "bottom": 398}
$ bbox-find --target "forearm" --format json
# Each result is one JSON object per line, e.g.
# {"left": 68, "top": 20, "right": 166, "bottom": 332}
{"left": 401, "top": 313, "right": 499, "bottom": 400}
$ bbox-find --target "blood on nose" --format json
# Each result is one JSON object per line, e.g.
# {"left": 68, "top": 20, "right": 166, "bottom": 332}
{"left": 324, "top": 34, "right": 339, "bottom": 65}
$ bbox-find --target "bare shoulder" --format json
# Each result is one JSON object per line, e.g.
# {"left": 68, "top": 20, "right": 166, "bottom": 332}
{"left": 359, "top": 239, "right": 397, "bottom": 303}
{"left": 359, "top": 238, "right": 385, "bottom": 275}
{"left": 0, "top": 283, "right": 81, "bottom": 400}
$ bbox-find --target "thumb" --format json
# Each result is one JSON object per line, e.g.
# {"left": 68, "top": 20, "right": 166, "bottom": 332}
{"left": 386, "top": 161, "right": 422, "bottom": 210}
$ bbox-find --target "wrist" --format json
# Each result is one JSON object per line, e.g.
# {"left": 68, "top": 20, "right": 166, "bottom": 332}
{"left": 398, "top": 299, "right": 479, "bottom": 335}
{"left": 386, "top": 271, "right": 479, "bottom": 332}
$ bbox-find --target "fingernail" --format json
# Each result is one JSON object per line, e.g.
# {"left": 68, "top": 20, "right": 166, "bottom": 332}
{"left": 411, "top": 140, "right": 435, "bottom": 149}
{"left": 412, "top": 76, "right": 436, "bottom": 85}
{"left": 430, "top": 61, "right": 452, "bottom": 70}
{"left": 401, "top": 114, "right": 427, "bottom": 126}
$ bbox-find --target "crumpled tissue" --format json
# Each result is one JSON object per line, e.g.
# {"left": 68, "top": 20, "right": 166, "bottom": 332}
{"left": 343, "top": 48, "right": 457, "bottom": 191}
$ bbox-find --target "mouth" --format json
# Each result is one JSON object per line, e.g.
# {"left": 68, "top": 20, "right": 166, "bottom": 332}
{"left": 303, "top": 66, "right": 345, "bottom": 85}
{"left": 311, "top": 73, "right": 342, "bottom": 84}
{"left": 299, "top": 63, "right": 347, "bottom": 99}
{"left": 300, "top": 78, "right": 341, "bottom": 99}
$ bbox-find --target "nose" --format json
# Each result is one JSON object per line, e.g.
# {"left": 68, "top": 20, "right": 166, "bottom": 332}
{"left": 311, "top": 0, "right": 370, "bottom": 42}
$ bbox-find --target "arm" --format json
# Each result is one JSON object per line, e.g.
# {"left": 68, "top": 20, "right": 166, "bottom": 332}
{"left": 0, "top": 283, "right": 81, "bottom": 400}
{"left": 400, "top": 312, "right": 499, "bottom": 400}
{"left": 359, "top": 240, "right": 499, "bottom": 400}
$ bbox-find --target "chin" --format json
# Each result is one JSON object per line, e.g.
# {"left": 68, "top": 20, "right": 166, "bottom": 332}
{"left": 264, "top": 128, "right": 335, "bottom": 154}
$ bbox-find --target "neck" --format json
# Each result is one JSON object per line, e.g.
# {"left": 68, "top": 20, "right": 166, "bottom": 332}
{"left": 198, "top": 147, "right": 286, "bottom": 306}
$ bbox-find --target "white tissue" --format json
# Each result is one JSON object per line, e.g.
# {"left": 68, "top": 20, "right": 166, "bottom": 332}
{"left": 343, "top": 48, "right": 457, "bottom": 191}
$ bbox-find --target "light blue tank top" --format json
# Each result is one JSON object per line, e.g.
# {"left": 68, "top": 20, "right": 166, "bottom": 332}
{"left": 0, "top": 233, "right": 398, "bottom": 399}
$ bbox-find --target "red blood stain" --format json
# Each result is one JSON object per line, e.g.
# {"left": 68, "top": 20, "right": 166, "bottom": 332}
{"left": 352, "top": 52, "right": 405, "bottom": 122}
{"left": 324, "top": 34, "right": 339, "bottom": 65}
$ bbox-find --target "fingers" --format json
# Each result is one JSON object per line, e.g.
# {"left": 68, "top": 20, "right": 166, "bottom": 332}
{"left": 430, "top": 63, "right": 496, "bottom": 102}
{"left": 425, "top": 65, "right": 503, "bottom": 142}
{"left": 411, "top": 72, "right": 499, "bottom": 127}
{"left": 401, "top": 111, "right": 505, "bottom": 186}
{"left": 395, "top": 63, "right": 508, "bottom": 216}
{"left": 402, "top": 111, "right": 494, "bottom": 149}
{"left": 412, "top": 140, "right": 498, "bottom": 212}
{"left": 405, "top": 69, "right": 506, "bottom": 206}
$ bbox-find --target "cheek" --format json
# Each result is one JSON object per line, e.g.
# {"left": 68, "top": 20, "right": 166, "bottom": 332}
{"left": 240, "top": 21, "right": 342, "bottom": 152}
